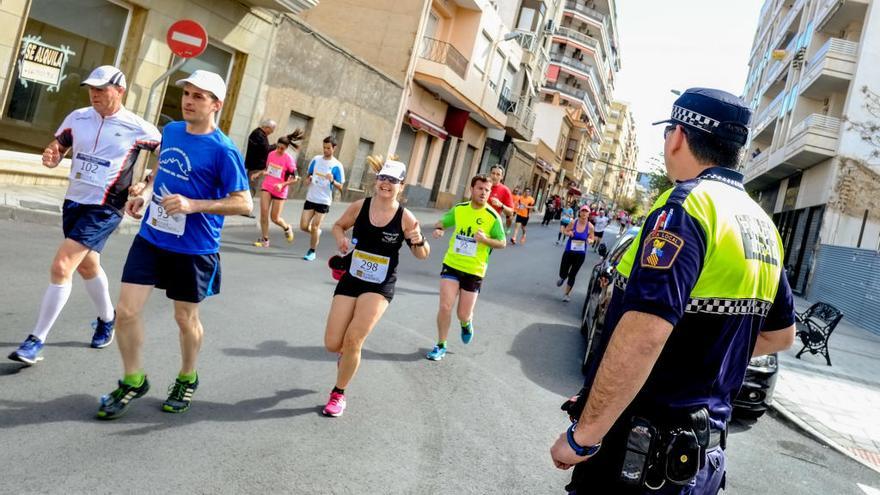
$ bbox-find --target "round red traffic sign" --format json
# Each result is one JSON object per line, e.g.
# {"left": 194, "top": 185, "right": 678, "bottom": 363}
{"left": 166, "top": 19, "right": 207, "bottom": 58}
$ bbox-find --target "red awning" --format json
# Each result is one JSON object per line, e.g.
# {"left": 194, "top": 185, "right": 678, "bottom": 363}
{"left": 568, "top": 187, "right": 582, "bottom": 196}
{"left": 444, "top": 107, "right": 469, "bottom": 139}
{"left": 407, "top": 112, "right": 447, "bottom": 140}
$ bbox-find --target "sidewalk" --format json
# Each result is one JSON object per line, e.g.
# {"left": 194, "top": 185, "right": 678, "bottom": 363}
{"left": 772, "top": 296, "right": 880, "bottom": 474}
{"left": 0, "top": 183, "right": 446, "bottom": 234}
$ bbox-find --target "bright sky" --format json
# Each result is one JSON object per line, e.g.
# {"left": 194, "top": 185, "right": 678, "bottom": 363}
{"left": 613, "top": 0, "right": 764, "bottom": 171}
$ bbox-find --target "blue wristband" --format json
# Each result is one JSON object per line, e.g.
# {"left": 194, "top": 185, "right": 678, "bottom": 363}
{"left": 567, "top": 422, "right": 601, "bottom": 457}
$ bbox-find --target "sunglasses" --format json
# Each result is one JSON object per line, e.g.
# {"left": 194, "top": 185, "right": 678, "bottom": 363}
{"left": 376, "top": 174, "right": 402, "bottom": 185}
{"left": 664, "top": 124, "right": 687, "bottom": 140}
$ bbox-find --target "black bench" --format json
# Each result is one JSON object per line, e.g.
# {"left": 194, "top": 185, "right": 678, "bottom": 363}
{"left": 795, "top": 302, "right": 843, "bottom": 366}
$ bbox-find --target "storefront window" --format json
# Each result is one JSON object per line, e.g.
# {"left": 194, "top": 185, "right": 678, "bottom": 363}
{"left": 1, "top": 0, "right": 130, "bottom": 152}
{"left": 158, "top": 44, "right": 232, "bottom": 129}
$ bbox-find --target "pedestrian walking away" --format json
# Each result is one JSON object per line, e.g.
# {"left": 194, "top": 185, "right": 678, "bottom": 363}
{"left": 592, "top": 210, "right": 610, "bottom": 250}
{"left": 511, "top": 187, "right": 535, "bottom": 245}
{"left": 300, "top": 136, "right": 345, "bottom": 261}
{"left": 427, "top": 175, "right": 507, "bottom": 361}
{"left": 542, "top": 195, "right": 557, "bottom": 226}
{"left": 556, "top": 203, "right": 575, "bottom": 245}
{"left": 244, "top": 118, "right": 277, "bottom": 217}
{"left": 557, "top": 206, "right": 594, "bottom": 302}
{"left": 487, "top": 164, "right": 515, "bottom": 228}
{"left": 253, "top": 131, "right": 304, "bottom": 248}
{"left": 96, "top": 70, "right": 251, "bottom": 420}
{"left": 551, "top": 88, "right": 797, "bottom": 494}
{"left": 321, "top": 157, "right": 429, "bottom": 417}
{"left": 8, "top": 65, "right": 161, "bottom": 366}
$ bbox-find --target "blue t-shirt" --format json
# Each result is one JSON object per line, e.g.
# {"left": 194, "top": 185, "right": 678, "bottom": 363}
{"left": 139, "top": 121, "right": 248, "bottom": 254}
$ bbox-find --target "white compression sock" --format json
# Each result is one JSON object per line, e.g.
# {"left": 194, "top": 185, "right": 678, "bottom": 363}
{"left": 32, "top": 282, "right": 73, "bottom": 342}
{"left": 82, "top": 267, "right": 115, "bottom": 322}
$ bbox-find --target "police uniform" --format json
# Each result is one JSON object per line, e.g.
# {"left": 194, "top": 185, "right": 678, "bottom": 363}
{"left": 566, "top": 89, "right": 796, "bottom": 494}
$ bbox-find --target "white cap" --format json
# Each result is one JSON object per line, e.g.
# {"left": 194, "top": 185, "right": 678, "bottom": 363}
{"left": 378, "top": 160, "right": 407, "bottom": 181}
{"left": 81, "top": 65, "right": 126, "bottom": 89}
{"left": 175, "top": 70, "right": 227, "bottom": 102}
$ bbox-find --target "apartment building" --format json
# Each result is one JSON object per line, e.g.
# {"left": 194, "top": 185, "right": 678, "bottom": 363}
{"left": 302, "top": 0, "right": 551, "bottom": 209}
{"left": 741, "top": 0, "right": 880, "bottom": 331}
{"left": 534, "top": 0, "right": 621, "bottom": 203}
{"left": 591, "top": 100, "right": 637, "bottom": 204}
{"left": 0, "top": 0, "right": 317, "bottom": 176}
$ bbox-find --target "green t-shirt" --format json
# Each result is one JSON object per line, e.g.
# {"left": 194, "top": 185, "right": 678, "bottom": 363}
{"left": 440, "top": 201, "right": 506, "bottom": 277}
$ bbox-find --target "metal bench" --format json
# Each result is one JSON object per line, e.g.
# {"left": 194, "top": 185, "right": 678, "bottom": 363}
{"left": 795, "top": 302, "right": 843, "bottom": 366}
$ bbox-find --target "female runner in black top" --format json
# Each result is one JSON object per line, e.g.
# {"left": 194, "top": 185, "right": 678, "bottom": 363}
{"left": 321, "top": 157, "right": 430, "bottom": 417}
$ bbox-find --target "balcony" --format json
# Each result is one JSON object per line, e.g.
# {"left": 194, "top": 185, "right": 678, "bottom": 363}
{"left": 742, "top": 151, "right": 770, "bottom": 184}
{"left": 564, "top": 0, "right": 606, "bottom": 24}
{"left": 800, "top": 38, "right": 857, "bottom": 99}
{"left": 242, "top": 0, "right": 318, "bottom": 13}
{"left": 554, "top": 26, "right": 599, "bottom": 51}
{"left": 544, "top": 80, "right": 587, "bottom": 101}
{"left": 772, "top": 0, "right": 806, "bottom": 48}
{"left": 784, "top": 113, "right": 840, "bottom": 168}
{"left": 418, "top": 37, "right": 468, "bottom": 79}
{"left": 498, "top": 94, "right": 535, "bottom": 141}
{"left": 816, "top": 0, "right": 868, "bottom": 33}
{"left": 753, "top": 90, "right": 785, "bottom": 137}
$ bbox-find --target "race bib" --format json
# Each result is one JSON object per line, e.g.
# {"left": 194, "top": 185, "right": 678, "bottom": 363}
{"left": 350, "top": 249, "right": 390, "bottom": 284}
{"left": 454, "top": 234, "right": 478, "bottom": 257}
{"left": 72, "top": 152, "right": 111, "bottom": 187}
{"left": 266, "top": 165, "right": 283, "bottom": 179}
{"left": 313, "top": 173, "right": 330, "bottom": 187}
{"left": 570, "top": 240, "right": 586, "bottom": 252}
{"left": 147, "top": 197, "right": 186, "bottom": 236}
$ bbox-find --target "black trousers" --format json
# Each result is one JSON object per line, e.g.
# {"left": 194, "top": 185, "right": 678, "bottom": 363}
{"left": 559, "top": 251, "right": 586, "bottom": 287}
{"left": 542, "top": 208, "right": 556, "bottom": 225}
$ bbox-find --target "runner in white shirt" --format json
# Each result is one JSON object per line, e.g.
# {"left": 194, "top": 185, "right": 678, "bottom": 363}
{"left": 8, "top": 66, "right": 161, "bottom": 365}
{"left": 592, "top": 210, "right": 610, "bottom": 250}
{"left": 300, "top": 136, "right": 345, "bottom": 261}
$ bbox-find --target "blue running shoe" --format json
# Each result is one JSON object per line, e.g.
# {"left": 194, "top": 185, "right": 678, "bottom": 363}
{"left": 426, "top": 345, "right": 447, "bottom": 361}
{"left": 8, "top": 335, "right": 44, "bottom": 365}
{"left": 461, "top": 321, "right": 474, "bottom": 344}
{"left": 97, "top": 378, "right": 151, "bottom": 420}
{"left": 163, "top": 376, "right": 199, "bottom": 413}
{"left": 91, "top": 312, "right": 115, "bottom": 349}
{"left": 303, "top": 250, "right": 317, "bottom": 261}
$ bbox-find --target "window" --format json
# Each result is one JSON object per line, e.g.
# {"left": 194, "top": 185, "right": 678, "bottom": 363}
{"left": 457, "top": 145, "right": 477, "bottom": 197}
{"left": 287, "top": 111, "right": 313, "bottom": 165}
{"left": 489, "top": 49, "right": 505, "bottom": 91}
{"left": 349, "top": 139, "right": 374, "bottom": 190}
{"left": 2, "top": 0, "right": 130, "bottom": 151}
{"left": 330, "top": 125, "right": 346, "bottom": 155}
{"left": 502, "top": 63, "right": 517, "bottom": 96}
{"left": 474, "top": 32, "right": 492, "bottom": 73}
{"left": 425, "top": 11, "right": 440, "bottom": 40}
{"left": 159, "top": 43, "right": 233, "bottom": 129}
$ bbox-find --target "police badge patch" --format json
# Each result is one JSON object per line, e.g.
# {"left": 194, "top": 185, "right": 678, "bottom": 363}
{"left": 640, "top": 230, "right": 685, "bottom": 269}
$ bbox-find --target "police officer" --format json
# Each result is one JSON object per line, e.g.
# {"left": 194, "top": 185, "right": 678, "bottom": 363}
{"left": 550, "top": 88, "right": 797, "bottom": 494}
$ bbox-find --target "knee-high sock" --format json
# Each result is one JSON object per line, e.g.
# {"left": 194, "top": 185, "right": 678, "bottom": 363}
{"left": 83, "top": 267, "right": 114, "bottom": 321}
{"left": 32, "top": 283, "right": 73, "bottom": 342}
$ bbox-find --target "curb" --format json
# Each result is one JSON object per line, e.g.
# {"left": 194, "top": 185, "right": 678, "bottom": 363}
{"left": 770, "top": 399, "right": 880, "bottom": 475}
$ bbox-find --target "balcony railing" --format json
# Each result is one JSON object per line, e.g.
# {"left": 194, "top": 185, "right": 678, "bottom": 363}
{"left": 565, "top": 0, "right": 606, "bottom": 24}
{"left": 815, "top": 0, "right": 842, "bottom": 29}
{"left": 549, "top": 54, "right": 608, "bottom": 113}
{"left": 502, "top": 95, "right": 536, "bottom": 138}
{"left": 789, "top": 113, "right": 841, "bottom": 139}
{"left": 545, "top": 80, "right": 587, "bottom": 100}
{"left": 772, "top": 0, "right": 806, "bottom": 47}
{"left": 555, "top": 26, "right": 599, "bottom": 50}
{"left": 753, "top": 90, "right": 786, "bottom": 132}
{"left": 801, "top": 37, "right": 858, "bottom": 87}
{"left": 419, "top": 37, "right": 469, "bottom": 79}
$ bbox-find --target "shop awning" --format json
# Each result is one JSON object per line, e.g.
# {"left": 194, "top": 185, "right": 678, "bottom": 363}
{"left": 536, "top": 158, "right": 554, "bottom": 173}
{"left": 407, "top": 112, "right": 448, "bottom": 140}
{"left": 568, "top": 186, "right": 582, "bottom": 196}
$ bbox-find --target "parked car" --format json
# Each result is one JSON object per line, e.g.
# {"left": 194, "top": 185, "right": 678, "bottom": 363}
{"left": 578, "top": 226, "right": 779, "bottom": 419}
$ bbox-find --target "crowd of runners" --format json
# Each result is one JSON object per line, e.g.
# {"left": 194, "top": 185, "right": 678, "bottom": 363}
{"left": 6, "top": 64, "right": 632, "bottom": 419}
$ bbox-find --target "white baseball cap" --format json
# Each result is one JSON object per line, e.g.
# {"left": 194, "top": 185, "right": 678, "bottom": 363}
{"left": 81, "top": 65, "right": 127, "bottom": 89}
{"left": 378, "top": 160, "right": 407, "bottom": 181}
{"left": 175, "top": 70, "right": 227, "bottom": 102}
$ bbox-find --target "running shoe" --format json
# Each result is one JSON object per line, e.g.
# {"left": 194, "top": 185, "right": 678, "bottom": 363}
{"left": 322, "top": 391, "right": 346, "bottom": 417}
{"left": 284, "top": 226, "right": 295, "bottom": 243}
{"left": 8, "top": 335, "right": 44, "bottom": 365}
{"left": 510, "top": 238, "right": 517, "bottom": 245}
{"left": 90, "top": 313, "right": 115, "bottom": 349}
{"left": 254, "top": 237, "right": 270, "bottom": 248}
{"left": 461, "top": 321, "right": 474, "bottom": 344}
{"left": 162, "top": 376, "right": 199, "bottom": 413}
{"left": 563, "top": 294, "right": 571, "bottom": 302}
{"left": 426, "top": 345, "right": 447, "bottom": 361}
{"left": 96, "top": 378, "right": 151, "bottom": 420}
{"left": 556, "top": 278, "right": 565, "bottom": 287}
{"left": 303, "top": 250, "right": 317, "bottom": 261}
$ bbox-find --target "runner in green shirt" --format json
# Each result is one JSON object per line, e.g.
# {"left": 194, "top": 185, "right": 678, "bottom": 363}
{"left": 426, "top": 174, "right": 507, "bottom": 361}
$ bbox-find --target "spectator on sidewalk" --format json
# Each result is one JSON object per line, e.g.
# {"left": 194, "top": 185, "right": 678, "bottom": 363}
{"left": 244, "top": 119, "right": 277, "bottom": 217}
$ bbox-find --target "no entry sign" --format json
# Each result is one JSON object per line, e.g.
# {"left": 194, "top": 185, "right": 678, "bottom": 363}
{"left": 166, "top": 20, "right": 207, "bottom": 58}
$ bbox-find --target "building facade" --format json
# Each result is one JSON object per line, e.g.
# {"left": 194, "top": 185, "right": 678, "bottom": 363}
{"left": 0, "top": 0, "right": 317, "bottom": 179}
{"left": 591, "top": 99, "right": 637, "bottom": 204}
{"left": 742, "top": 0, "right": 880, "bottom": 332}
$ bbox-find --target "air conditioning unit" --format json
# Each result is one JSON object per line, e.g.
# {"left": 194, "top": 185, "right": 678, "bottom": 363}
{"left": 544, "top": 19, "right": 555, "bottom": 34}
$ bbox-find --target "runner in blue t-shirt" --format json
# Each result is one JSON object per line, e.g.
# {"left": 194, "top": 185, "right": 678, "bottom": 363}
{"left": 96, "top": 70, "right": 251, "bottom": 420}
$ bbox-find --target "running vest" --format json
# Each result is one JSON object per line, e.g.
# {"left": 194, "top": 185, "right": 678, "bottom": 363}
{"left": 440, "top": 201, "right": 506, "bottom": 277}
{"left": 347, "top": 197, "right": 405, "bottom": 285}
{"left": 565, "top": 220, "right": 591, "bottom": 254}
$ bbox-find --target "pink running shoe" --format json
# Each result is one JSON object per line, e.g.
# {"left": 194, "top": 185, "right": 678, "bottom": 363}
{"left": 322, "top": 391, "right": 346, "bottom": 417}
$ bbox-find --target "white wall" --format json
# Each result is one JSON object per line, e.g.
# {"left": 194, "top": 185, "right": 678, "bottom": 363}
{"left": 533, "top": 102, "right": 566, "bottom": 149}
{"left": 796, "top": 158, "right": 835, "bottom": 209}
{"left": 838, "top": 0, "right": 880, "bottom": 164}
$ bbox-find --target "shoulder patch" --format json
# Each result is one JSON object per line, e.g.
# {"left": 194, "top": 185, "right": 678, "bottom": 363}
{"left": 640, "top": 230, "right": 685, "bottom": 269}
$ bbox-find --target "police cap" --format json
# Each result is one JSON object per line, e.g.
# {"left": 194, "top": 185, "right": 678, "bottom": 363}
{"left": 653, "top": 88, "right": 751, "bottom": 146}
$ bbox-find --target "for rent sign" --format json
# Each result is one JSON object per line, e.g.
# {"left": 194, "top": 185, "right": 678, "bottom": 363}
{"left": 17, "top": 36, "right": 75, "bottom": 91}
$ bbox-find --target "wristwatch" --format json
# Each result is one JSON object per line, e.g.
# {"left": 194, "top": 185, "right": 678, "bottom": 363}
{"left": 567, "top": 422, "right": 601, "bottom": 457}
{"left": 410, "top": 237, "right": 425, "bottom": 247}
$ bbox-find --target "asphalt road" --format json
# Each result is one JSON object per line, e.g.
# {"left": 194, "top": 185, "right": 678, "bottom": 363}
{"left": 1, "top": 213, "right": 878, "bottom": 494}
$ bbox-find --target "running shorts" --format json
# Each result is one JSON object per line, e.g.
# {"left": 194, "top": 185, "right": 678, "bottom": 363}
{"left": 303, "top": 200, "right": 330, "bottom": 214}
{"left": 62, "top": 200, "right": 123, "bottom": 252}
{"left": 595, "top": 230, "right": 605, "bottom": 238}
{"left": 440, "top": 263, "right": 483, "bottom": 293}
{"left": 121, "top": 235, "right": 221, "bottom": 303}
{"left": 334, "top": 273, "right": 395, "bottom": 302}
{"left": 515, "top": 214, "right": 529, "bottom": 226}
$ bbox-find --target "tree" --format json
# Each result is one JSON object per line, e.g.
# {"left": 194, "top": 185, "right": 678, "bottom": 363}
{"left": 844, "top": 85, "right": 880, "bottom": 161}
{"left": 647, "top": 167, "right": 673, "bottom": 202}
